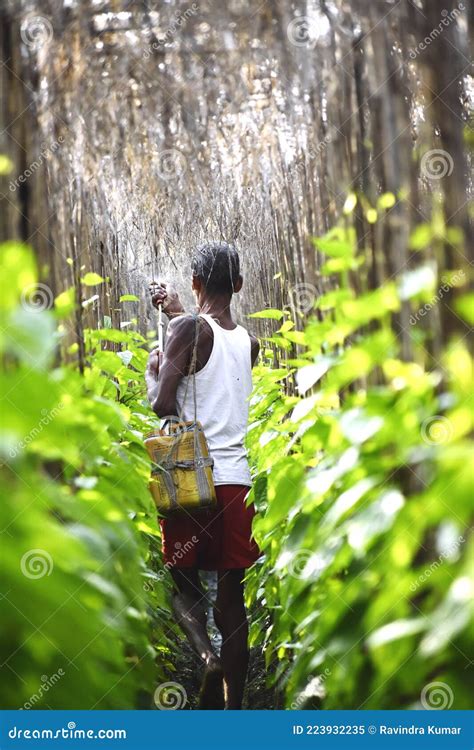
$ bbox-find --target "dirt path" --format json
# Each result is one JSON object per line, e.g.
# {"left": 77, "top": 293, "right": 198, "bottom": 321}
{"left": 170, "top": 572, "right": 280, "bottom": 710}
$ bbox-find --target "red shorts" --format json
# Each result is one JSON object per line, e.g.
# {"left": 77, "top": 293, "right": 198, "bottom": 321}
{"left": 160, "top": 485, "right": 260, "bottom": 571}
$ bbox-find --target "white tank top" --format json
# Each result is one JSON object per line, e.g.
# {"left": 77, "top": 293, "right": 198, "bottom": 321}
{"left": 176, "top": 313, "right": 253, "bottom": 486}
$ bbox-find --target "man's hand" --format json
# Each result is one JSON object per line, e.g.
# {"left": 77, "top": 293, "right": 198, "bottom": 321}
{"left": 145, "top": 347, "right": 163, "bottom": 405}
{"left": 147, "top": 347, "right": 163, "bottom": 376}
{"left": 149, "top": 281, "right": 185, "bottom": 318}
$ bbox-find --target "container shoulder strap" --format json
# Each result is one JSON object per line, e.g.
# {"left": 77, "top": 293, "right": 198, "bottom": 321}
{"left": 178, "top": 313, "right": 199, "bottom": 424}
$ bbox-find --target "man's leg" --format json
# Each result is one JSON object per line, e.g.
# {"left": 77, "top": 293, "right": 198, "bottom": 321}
{"left": 214, "top": 569, "right": 249, "bottom": 709}
{"left": 171, "top": 568, "right": 224, "bottom": 709}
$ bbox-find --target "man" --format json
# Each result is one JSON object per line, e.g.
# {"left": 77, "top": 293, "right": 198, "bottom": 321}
{"left": 145, "top": 242, "right": 260, "bottom": 710}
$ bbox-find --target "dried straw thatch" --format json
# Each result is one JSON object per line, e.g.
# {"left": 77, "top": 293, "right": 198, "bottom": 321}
{"left": 1, "top": 0, "right": 472, "bottom": 355}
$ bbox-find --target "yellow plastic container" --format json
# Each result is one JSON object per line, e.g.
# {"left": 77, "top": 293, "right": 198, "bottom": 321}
{"left": 144, "top": 421, "right": 216, "bottom": 514}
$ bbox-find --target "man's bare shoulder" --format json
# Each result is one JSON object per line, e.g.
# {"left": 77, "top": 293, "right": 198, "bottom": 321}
{"left": 167, "top": 314, "right": 213, "bottom": 368}
{"left": 167, "top": 313, "right": 196, "bottom": 340}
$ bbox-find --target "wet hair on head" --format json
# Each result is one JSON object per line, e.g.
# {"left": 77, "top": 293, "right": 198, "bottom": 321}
{"left": 191, "top": 242, "right": 240, "bottom": 295}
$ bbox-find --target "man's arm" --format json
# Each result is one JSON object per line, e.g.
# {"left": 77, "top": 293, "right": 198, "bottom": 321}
{"left": 146, "top": 315, "right": 196, "bottom": 418}
{"left": 145, "top": 348, "right": 161, "bottom": 406}
{"left": 250, "top": 333, "right": 260, "bottom": 368}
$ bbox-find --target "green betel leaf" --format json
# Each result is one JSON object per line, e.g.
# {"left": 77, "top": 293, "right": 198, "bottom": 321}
{"left": 81, "top": 272, "right": 106, "bottom": 286}
{"left": 0, "top": 242, "right": 37, "bottom": 311}
{"left": 320, "top": 255, "right": 363, "bottom": 275}
{"left": 116, "top": 350, "right": 134, "bottom": 366}
{"left": 377, "top": 192, "right": 396, "bottom": 210}
{"left": 54, "top": 287, "right": 76, "bottom": 317}
{"left": 248, "top": 308, "right": 287, "bottom": 320}
{"left": 0, "top": 154, "right": 14, "bottom": 174}
{"left": 340, "top": 283, "right": 399, "bottom": 325}
{"left": 2, "top": 248, "right": 161, "bottom": 711}
{"left": 313, "top": 227, "right": 355, "bottom": 258}
{"left": 454, "top": 294, "right": 474, "bottom": 324}
{"left": 92, "top": 350, "right": 125, "bottom": 375}
{"left": 409, "top": 223, "right": 433, "bottom": 250}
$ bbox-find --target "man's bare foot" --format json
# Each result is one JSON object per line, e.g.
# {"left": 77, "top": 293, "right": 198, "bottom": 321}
{"left": 198, "top": 655, "right": 225, "bottom": 710}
